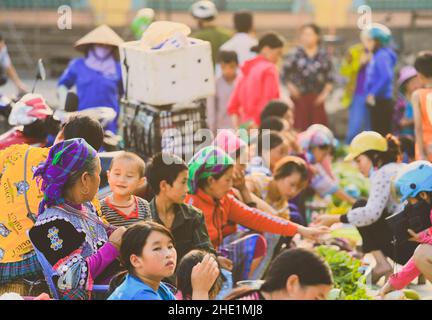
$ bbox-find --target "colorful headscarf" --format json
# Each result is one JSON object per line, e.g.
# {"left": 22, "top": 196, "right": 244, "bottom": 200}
{"left": 298, "top": 124, "right": 335, "bottom": 150}
{"left": 187, "top": 146, "right": 234, "bottom": 194}
{"left": 33, "top": 138, "right": 98, "bottom": 214}
{"left": 214, "top": 129, "right": 247, "bottom": 157}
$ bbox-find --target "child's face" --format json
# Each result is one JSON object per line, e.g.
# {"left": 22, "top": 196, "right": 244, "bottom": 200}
{"left": 276, "top": 172, "right": 305, "bottom": 200}
{"left": 417, "top": 73, "right": 430, "bottom": 86}
{"left": 405, "top": 76, "right": 422, "bottom": 96}
{"left": 221, "top": 62, "right": 237, "bottom": 82}
{"left": 269, "top": 143, "right": 288, "bottom": 170}
{"left": 311, "top": 146, "right": 330, "bottom": 163}
{"left": 164, "top": 170, "right": 189, "bottom": 204}
{"left": 132, "top": 231, "right": 177, "bottom": 280}
{"left": 107, "top": 158, "right": 145, "bottom": 197}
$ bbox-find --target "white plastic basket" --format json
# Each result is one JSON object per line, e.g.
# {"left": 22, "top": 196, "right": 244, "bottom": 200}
{"left": 120, "top": 39, "right": 215, "bottom": 106}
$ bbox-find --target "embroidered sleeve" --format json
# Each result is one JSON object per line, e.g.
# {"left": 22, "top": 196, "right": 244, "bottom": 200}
{"left": 29, "top": 219, "right": 91, "bottom": 300}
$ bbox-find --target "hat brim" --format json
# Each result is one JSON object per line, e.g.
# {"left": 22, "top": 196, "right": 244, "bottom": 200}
{"left": 74, "top": 25, "right": 124, "bottom": 51}
{"left": 344, "top": 152, "right": 359, "bottom": 162}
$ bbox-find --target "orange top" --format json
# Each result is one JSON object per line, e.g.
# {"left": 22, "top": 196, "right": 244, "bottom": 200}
{"left": 185, "top": 189, "right": 298, "bottom": 248}
{"left": 415, "top": 88, "right": 432, "bottom": 161}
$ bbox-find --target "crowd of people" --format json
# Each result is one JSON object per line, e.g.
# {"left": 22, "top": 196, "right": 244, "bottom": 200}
{"left": 1, "top": 0, "right": 432, "bottom": 301}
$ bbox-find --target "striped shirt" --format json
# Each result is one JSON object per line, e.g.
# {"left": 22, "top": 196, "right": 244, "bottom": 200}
{"left": 100, "top": 196, "right": 152, "bottom": 228}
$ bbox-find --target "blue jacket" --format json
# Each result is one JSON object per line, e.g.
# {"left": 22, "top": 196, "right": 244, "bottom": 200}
{"left": 365, "top": 47, "right": 397, "bottom": 99}
{"left": 58, "top": 58, "right": 123, "bottom": 133}
{"left": 108, "top": 274, "right": 176, "bottom": 300}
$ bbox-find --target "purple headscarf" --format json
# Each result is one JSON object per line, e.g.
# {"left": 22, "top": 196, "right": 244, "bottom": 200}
{"left": 34, "top": 138, "right": 98, "bottom": 214}
{"left": 84, "top": 45, "right": 117, "bottom": 77}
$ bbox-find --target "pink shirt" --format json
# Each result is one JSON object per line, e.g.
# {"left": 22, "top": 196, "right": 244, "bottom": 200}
{"left": 227, "top": 55, "right": 280, "bottom": 125}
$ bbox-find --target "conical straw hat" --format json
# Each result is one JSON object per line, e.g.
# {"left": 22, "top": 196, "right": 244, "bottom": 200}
{"left": 74, "top": 24, "right": 124, "bottom": 51}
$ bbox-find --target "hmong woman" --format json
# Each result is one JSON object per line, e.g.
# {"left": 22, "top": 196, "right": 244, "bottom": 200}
{"left": 29, "top": 139, "right": 125, "bottom": 299}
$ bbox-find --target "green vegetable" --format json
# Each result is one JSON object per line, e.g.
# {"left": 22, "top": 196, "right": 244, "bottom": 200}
{"left": 316, "top": 245, "right": 372, "bottom": 300}
{"left": 403, "top": 289, "right": 421, "bottom": 300}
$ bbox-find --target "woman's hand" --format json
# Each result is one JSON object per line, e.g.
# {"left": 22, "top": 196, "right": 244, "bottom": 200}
{"left": 315, "top": 214, "right": 340, "bottom": 227}
{"left": 408, "top": 229, "right": 422, "bottom": 243}
{"left": 191, "top": 254, "right": 220, "bottom": 300}
{"left": 108, "top": 226, "right": 127, "bottom": 250}
{"left": 313, "top": 93, "right": 327, "bottom": 107}
{"left": 287, "top": 82, "right": 301, "bottom": 100}
{"left": 297, "top": 225, "right": 329, "bottom": 241}
{"left": 379, "top": 280, "right": 395, "bottom": 298}
{"left": 217, "top": 256, "right": 233, "bottom": 271}
{"left": 366, "top": 95, "right": 376, "bottom": 106}
{"left": 232, "top": 166, "right": 246, "bottom": 191}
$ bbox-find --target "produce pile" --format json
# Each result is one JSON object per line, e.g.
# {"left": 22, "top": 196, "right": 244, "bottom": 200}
{"left": 316, "top": 245, "right": 372, "bottom": 300}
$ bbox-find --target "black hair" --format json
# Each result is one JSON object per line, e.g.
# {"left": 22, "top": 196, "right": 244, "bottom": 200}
{"left": 176, "top": 249, "right": 223, "bottom": 300}
{"left": 256, "top": 131, "right": 284, "bottom": 157}
{"left": 224, "top": 248, "right": 332, "bottom": 300}
{"left": 145, "top": 152, "right": 188, "bottom": 195}
{"left": 414, "top": 51, "right": 432, "bottom": 78}
{"left": 218, "top": 50, "right": 239, "bottom": 65}
{"left": 108, "top": 221, "right": 175, "bottom": 295}
{"left": 251, "top": 32, "right": 284, "bottom": 53}
{"left": 260, "top": 100, "right": 289, "bottom": 122}
{"left": 362, "top": 134, "right": 401, "bottom": 167}
{"left": 234, "top": 11, "right": 253, "bottom": 33}
{"left": 398, "top": 135, "right": 415, "bottom": 160}
{"left": 63, "top": 114, "right": 104, "bottom": 151}
{"left": 261, "top": 248, "right": 332, "bottom": 289}
{"left": 0, "top": 33, "right": 3, "bottom": 42}
{"left": 196, "top": 164, "right": 233, "bottom": 190}
{"left": 300, "top": 23, "right": 322, "bottom": 38}
{"left": 23, "top": 117, "right": 60, "bottom": 141}
{"left": 274, "top": 159, "right": 308, "bottom": 183}
{"left": 110, "top": 151, "right": 146, "bottom": 178}
{"left": 259, "top": 116, "right": 287, "bottom": 132}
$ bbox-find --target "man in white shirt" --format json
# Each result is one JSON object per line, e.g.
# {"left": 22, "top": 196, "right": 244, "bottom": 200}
{"left": 0, "top": 33, "right": 27, "bottom": 93}
{"left": 220, "top": 11, "right": 257, "bottom": 66}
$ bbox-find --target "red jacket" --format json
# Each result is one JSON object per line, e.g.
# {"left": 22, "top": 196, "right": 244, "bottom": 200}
{"left": 227, "top": 55, "right": 280, "bottom": 125}
{"left": 185, "top": 189, "right": 298, "bottom": 248}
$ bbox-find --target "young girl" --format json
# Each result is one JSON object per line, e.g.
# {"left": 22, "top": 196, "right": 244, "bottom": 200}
{"left": 246, "top": 156, "right": 311, "bottom": 279}
{"left": 101, "top": 152, "right": 151, "bottom": 227}
{"left": 224, "top": 248, "right": 333, "bottom": 300}
{"left": 380, "top": 161, "right": 432, "bottom": 296}
{"left": 29, "top": 138, "right": 126, "bottom": 300}
{"left": 299, "top": 124, "right": 356, "bottom": 205}
{"left": 108, "top": 221, "right": 219, "bottom": 300}
{"left": 393, "top": 66, "right": 421, "bottom": 138}
{"left": 246, "top": 131, "right": 288, "bottom": 177}
{"left": 247, "top": 156, "right": 309, "bottom": 223}
{"left": 185, "top": 146, "right": 328, "bottom": 283}
{"left": 176, "top": 250, "right": 224, "bottom": 300}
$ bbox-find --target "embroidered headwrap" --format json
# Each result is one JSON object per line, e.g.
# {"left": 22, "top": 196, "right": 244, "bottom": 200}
{"left": 187, "top": 146, "right": 234, "bottom": 194}
{"left": 33, "top": 138, "right": 97, "bottom": 214}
